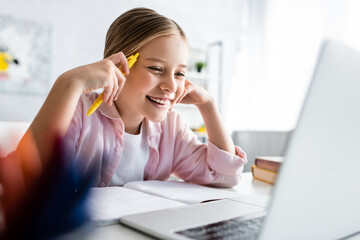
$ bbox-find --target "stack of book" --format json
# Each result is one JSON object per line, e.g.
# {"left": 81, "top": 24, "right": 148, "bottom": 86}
{"left": 251, "top": 156, "right": 284, "bottom": 184}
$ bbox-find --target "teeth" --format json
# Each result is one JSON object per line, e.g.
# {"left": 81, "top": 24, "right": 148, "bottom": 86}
{"left": 148, "top": 96, "right": 169, "bottom": 105}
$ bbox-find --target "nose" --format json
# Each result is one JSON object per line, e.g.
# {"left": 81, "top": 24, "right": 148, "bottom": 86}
{"left": 159, "top": 73, "right": 177, "bottom": 93}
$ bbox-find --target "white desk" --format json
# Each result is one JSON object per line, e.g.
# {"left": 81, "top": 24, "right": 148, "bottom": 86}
{"left": 59, "top": 172, "right": 273, "bottom": 240}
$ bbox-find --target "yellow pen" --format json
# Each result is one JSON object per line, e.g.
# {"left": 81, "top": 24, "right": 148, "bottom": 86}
{"left": 86, "top": 52, "right": 140, "bottom": 116}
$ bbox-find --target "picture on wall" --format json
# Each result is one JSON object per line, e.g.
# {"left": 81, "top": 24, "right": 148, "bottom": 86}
{"left": 0, "top": 15, "right": 51, "bottom": 95}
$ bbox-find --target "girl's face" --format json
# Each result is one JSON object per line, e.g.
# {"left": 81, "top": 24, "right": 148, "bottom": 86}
{"left": 116, "top": 35, "right": 188, "bottom": 126}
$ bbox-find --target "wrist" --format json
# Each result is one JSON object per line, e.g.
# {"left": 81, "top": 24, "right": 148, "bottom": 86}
{"left": 196, "top": 95, "right": 216, "bottom": 112}
{"left": 57, "top": 72, "right": 85, "bottom": 94}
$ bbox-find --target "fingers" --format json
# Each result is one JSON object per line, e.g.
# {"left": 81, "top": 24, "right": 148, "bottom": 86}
{"left": 107, "top": 63, "right": 127, "bottom": 104}
{"left": 102, "top": 71, "right": 119, "bottom": 106}
{"left": 102, "top": 84, "right": 113, "bottom": 105}
{"left": 177, "top": 80, "right": 193, "bottom": 103}
{"left": 106, "top": 70, "right": 119, "bottom": 106}
{"left": 107, "top": 51, "right": 129, "bottom": 75}
{"left": 103, "top": 52, "right": 128, "bottom": 105}
{"left": 86, "top": 51, "right": 129, "bottom": 105}
{"left": 177, "top": 90, "right": 187, "bottom": 104}
{"left": 113, "top": 67, "right": 126, "bottom": 101}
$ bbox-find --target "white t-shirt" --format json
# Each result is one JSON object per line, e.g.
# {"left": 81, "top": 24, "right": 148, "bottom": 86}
{"left": 109, "top": 124, "right": 149, "bottom": 186}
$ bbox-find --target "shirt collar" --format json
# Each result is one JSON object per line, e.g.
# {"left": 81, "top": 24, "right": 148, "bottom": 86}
{"left": 98, "top": 100, "right": 122, "bottom": 120}
{"left": 143, "top": 118, "right": 162, "bottom": 137}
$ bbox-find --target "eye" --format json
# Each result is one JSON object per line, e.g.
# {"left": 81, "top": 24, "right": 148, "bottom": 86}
{"left": 148, "top": 66, "right": 162, "bottom": 72}
{"left": 175, "top": 72, "right": 186, "bottom": 78}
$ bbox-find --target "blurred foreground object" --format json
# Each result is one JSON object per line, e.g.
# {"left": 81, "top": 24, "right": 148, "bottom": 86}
{"left": 0, "top": 131, "right": 95, "bottom": 239}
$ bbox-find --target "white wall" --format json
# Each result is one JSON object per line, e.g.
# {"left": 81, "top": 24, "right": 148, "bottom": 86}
{"left": 0, "top": 0, "right": 244, "bottom": 122}
{"left": 227, "top": 0, "right": 360, "bottom": 131}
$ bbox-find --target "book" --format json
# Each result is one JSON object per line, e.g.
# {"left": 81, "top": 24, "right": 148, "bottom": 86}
{"left": 254, "top": 156, "right": 284, "bottom": 172}
{"left": 86, "top": 180, "right": 244, "bottom": 225}
{"left": 251, "top": 165, "right": 278, "bottom": 184}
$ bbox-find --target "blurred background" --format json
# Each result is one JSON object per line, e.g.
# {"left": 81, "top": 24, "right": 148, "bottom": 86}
{"left": 1, "top": 0, "right": 360, "bottom": 170}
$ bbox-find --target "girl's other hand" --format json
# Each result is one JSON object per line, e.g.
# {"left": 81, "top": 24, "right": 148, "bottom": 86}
{"left": 177, "top": 79, "right": 214, "bottom": 108}
{"left": 60, "top": 51, "right": 129, "bottom": 106}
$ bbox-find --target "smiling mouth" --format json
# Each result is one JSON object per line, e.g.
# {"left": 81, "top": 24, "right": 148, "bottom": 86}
{"left": 146, "top": 96, "right": 171, "bottom": 105}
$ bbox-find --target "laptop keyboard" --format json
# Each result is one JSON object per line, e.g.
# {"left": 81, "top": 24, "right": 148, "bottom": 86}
{"left": 175, "top": 215, "right": 265, "bottom": 240}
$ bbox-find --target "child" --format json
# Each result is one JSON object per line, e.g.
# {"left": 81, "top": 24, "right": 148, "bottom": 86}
{"left": 23, "top": 7, "right": 247, "bottom": 188}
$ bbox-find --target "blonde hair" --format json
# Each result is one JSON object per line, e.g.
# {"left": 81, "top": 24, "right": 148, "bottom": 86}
{"left": 104, "top": 7, "right": 188, "bottom": 58}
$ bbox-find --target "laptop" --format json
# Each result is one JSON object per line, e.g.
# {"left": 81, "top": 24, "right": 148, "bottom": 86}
{"left": 120, "top": 40, "right": 360, "bottom": 240}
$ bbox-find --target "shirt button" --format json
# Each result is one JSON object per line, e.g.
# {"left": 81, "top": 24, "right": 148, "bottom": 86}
{"left": 115, "top": 146, "right": 121, "bottom": 152}
{"left": 99, "top": 182, "right": 106, "bottom": 187}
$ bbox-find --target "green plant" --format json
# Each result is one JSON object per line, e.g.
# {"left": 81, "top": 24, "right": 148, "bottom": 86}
{"left": 195, "top": 61, "right": 206, "bottom": 72}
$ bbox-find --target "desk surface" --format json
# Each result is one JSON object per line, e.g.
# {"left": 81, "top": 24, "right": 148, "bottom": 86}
{"left": 59, "top": 172, "right": 273, "bottom": 240}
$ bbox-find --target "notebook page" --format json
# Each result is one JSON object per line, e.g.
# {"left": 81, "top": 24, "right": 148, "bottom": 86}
{"left": 124, "top": 180, "right": 242, "bottom": 204}
{"left": 86, "top": 187, "right": 185, "bottom": 225}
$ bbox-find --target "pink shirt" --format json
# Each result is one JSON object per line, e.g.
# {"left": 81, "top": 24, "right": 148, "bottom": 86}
{"left": 63, "top": 93, "right": 247, "bottom": 188}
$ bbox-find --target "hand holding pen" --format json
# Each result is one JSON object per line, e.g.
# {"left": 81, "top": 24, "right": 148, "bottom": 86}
{"left": 87, "top": 52, "right": 139, "bottom": 116}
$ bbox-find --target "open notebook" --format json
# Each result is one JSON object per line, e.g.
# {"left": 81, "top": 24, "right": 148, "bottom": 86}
{"left": 86, "top": 180, "right": 269, "bottom": 225}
